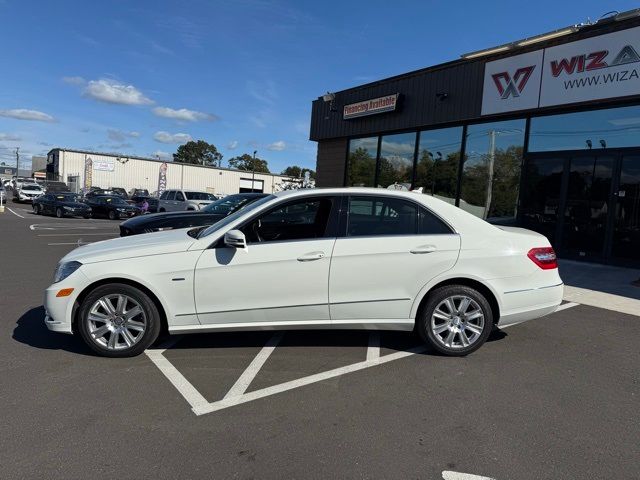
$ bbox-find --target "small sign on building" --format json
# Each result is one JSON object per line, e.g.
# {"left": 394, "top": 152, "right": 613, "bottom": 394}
{"left": 343, "top": 94, "right": 399, "bottom": 119}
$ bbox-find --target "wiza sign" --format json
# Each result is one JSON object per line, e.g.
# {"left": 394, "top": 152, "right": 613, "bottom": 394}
{"left": 481, "top": 26, "right": 640, "bottom": 115}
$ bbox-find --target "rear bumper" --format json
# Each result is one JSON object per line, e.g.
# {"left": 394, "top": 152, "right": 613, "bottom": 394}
{"left": 497, "top": 283, "right": 564, "bottom": 328}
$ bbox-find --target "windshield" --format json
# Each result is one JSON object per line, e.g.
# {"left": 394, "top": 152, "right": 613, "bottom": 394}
{"left": 185, "top": 191, "right": 215, "bottom": 201}
{"left": 201, "top": 195, "right": 253, "bottom": 214}
{"left": 199, "top": 195, "right": 275, "bottom": 238}
{"left": 104, "top": 196, "right": 128, "bottom": 205}
{"left": 22, "top": 185, "right": 41, "bottom": 191}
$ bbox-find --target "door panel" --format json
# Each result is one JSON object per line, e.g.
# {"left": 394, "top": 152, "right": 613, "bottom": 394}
{"left": 329, "top": 234, "right": 460, "bottom": 320}
{"left": 194, "top": 240, "right": 334, "bottom": 325}
{"left": 612, "top": 155, "right": 640, "bottom": 261}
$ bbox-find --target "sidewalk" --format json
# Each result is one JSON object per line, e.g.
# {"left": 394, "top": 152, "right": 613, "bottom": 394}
{"left": 559, "top": 259, "right": 640, "bottom": 317}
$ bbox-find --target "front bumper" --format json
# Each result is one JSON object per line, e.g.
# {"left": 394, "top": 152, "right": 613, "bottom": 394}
{"left": 44, "top": 312, "right": 73, "bottom": 334}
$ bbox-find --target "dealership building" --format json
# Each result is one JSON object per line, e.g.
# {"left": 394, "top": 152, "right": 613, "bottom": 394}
{"left": 310, "top": 10, "right": 640, "bottom": 266}
{"left": 46, "top": 148, "right": 293, "bottom": 196}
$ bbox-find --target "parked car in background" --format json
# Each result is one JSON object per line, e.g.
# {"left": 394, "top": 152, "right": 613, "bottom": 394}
{"left": 14, "top": 183, "right": 44, "bottom": 202}
{"left": 84, "top": 188, "right": 118, "bottom": 200}
{"left": 129, "top": 195, "right": 159, "bottom": 214}
{"left": 0, "top": 184, "right": 5, "bottom": 202}
{"left": 111, "top": 187, "right": 128, "bottom": 199}
{"left": 158, "top": 189, "right": 216, "bottom": 212}
{"left": 2, "top": 179, "right": 12, "bottom": 189}
{"left": 85, "top": 195, "right": 140, "bottom": 220}
{"left": 45, "top": 188, "right": 563, "bottom": 358}
{"left": 119, "top": 193, "right": 267, "bottom": 236}
{"left": 129, "top": 188, "right": 149, "bottom": 198}
{"left": 33, "top": 193, "right": 92, "bottom": 218}
{"left": 41, "top": 181, "right": 71, "bottom": 194}
{"left": 12, "top": 177, "right": 32, "bottom": 190}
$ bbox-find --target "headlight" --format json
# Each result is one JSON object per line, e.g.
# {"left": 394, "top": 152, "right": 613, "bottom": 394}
{"left": 117, "top": 208, "right": 127, "bottom": 212}
{"left": 53, "top": 261, "right": 82, "bottom": 283}
{"left": 63, "top": 206, "right": 72, "bottom": 210}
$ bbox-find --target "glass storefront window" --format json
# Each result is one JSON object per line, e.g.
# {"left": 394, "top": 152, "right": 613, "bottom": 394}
{"left": 529, "top": 105, "right": 640, "bottom": 152}
{"left": 460, "top": 119, "right": 525, "bottom": 222}
{"left": 347, "top": 137, "right": 378, "bottom": 187}
{"left": 415, "top": 126, "right": 462, "bottom": 205}
{"left": 376, "top": 132, "right": 416, "bottom": 189}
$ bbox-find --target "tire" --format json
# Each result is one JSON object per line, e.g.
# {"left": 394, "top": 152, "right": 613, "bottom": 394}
{"left": 33, "top": 204, "right": 41, "bottom": 215}
{"left": 159, "top": 208, "right": 165, "bottom": 212}
{"left": 77, "top": 283, "right": 161, "bottom": 358}
{"left": 83, "top": 214, "right": 91, "bottom": 219}
{"left": 417, "top": 285, "right": 493, "bottom": 356}
{"left": 108, "top": 210, "right": 118, "bottom": 220}
{"left": 56, "top": 207, "right": 64, "bottom": 218}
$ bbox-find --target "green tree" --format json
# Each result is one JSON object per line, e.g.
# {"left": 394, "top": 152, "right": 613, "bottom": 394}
{"left": 281, "top": 165, "right": 316, "bottom": 180}
{"left": 347, "top": 147, "right": 375, "bottom": 186}
{"left": 228, "top": 153, "right": 270, "bottom": 173}
{"left": 173, "top": 140, "right": 223, "bottom": 167}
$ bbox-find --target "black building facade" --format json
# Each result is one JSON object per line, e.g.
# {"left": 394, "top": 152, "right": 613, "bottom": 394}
{"left": 310, "top": 12, "right": 640, "bottom": 266}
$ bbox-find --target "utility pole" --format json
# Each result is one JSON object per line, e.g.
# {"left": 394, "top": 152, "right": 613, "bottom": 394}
{"left": 483, "top": 130, "right": 496, "bottom": 220}
{"left": 252, "top": 150, "right": 257, "bottom": 193}
{"left": 15, "top": 147, "right": 19, "bottom": 178}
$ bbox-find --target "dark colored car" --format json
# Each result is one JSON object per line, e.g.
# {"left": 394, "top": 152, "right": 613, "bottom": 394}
{"left": 111, "top": 187, "right": 128, "bottom": 199}
{"left": 33, "top": 193, "right": 92, "bottom": 218}
{"left": 119, "top": 193, "right": 267, "bottom": 236}
{"left": 129, "top": 188, "right": 150, "bottom": 197}
{"left": 86, "top": 195, "right": 141, "bottom": 220}
{"left": 84, "top": 188, "right": 116, "bottom": 200}
{"left": 129, "top": 195, "right": 159, "bottom": 213}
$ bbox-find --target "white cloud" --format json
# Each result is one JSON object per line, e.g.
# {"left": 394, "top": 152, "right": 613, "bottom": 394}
{"left": 0, "top": 109, "right": 55, "bottom": 122}
{"left": 152, "top": 150, "right": 172, "bottom": 160}
{"left": 0, "top": 133, "right": 21, "bottom": 141}
{"left": 153, "top": 131, "right": 192, "bottom": 144}
{"left": 83, "top": 79, "right": 153, "bottom": 105}
{"left": 267, "top": 140, "right": 286, "bottom": 151}
{"left": 152, "top": 106, "right": 216, "bottom": 122}
{"left": 62, "top": 76, "right": 85, "bottom": 85}
{"left": 107, "top": 129, "right": 141, "bottom": 142}
{"left": 227, "top": 140, "right": 238, "bottom": 150}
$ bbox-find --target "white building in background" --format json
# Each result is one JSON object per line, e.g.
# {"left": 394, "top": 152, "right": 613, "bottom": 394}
{"left": 46, "top": 148, "right": 296, "bottom": 195}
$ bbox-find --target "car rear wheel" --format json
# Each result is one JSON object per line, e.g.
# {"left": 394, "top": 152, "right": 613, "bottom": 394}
{"left": 417, "top": 285, "right": 493, "bottom": 356}
{"left": 77, "top": 283, "right": 161, "bottom": 357}
{"left": 108, "top": 210, "right": 118, "bottom": 220}
{"left": 33, "top": 204, "right": 41, "bottom": 215}
{"left": 56, "top": 207, "right": 64, "bottom": 218}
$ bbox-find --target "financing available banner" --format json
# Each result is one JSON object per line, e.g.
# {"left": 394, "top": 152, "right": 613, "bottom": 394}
{"left": 481, "top": 25, "right": 640, "bottom": 115}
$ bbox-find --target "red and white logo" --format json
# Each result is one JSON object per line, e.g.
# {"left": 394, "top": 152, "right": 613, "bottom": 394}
{"left": 491, "top": 66, "right": 536, "bottom": 99}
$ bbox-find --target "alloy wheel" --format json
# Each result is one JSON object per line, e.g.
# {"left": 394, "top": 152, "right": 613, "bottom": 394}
{"left": 430, "top": 295, "right": 485, "bottom": 350}
{"left": 86, "top": 294, "right": 147, "bottom": 351}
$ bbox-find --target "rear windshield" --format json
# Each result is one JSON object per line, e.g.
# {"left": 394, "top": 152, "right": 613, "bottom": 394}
{"left": 56, "top": 194, "right": 81, "bottom": 202}
{"left": 22, "top": 185, "right": 41, "bottom": 191}
{"left": 185, "top": 191, "right": 215, "bottom": 201}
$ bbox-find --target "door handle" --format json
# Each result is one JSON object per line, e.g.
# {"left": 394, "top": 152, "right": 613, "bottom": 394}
{"left": 410, "top": 245, "right": 437, "bottom": 254}
{"left": 297, "top": 251, "right": 325, "bottom": 262}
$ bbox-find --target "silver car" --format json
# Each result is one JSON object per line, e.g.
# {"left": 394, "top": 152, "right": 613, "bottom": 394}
{"left": 158, "top": 189, "right": 216, "bottom": 212}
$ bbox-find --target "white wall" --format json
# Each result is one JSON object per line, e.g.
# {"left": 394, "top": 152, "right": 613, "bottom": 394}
{"left": 57, "top": 150, "right": 289, "bottom": 195}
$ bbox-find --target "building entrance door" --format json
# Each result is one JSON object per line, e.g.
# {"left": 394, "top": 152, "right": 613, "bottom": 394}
{"left": 520, "top": 150, "right": 640, "bottom": 265}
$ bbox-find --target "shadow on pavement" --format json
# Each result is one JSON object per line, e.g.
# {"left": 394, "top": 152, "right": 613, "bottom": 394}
{"left": 12, "top": 306, "right": 92, "bottom": 355}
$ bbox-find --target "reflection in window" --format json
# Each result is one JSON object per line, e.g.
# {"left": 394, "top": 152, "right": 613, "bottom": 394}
{"left": 460, "top": 119, "right": 525, "bottom": 222}
{"left": 415, "top": 126, "right": 462, "bottom": 204}
{"left": 376, "top": 133, "right": 416, "bottom": 190}
{"left": 347, "top": 137, "right": 378, "bottom": 187}
{"left": 529, "top": 105, "right": 640, "bottom": 152}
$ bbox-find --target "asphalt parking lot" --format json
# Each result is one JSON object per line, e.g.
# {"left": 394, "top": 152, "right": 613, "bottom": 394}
{"left": 1, "top": 202, "right": 639, "bottom": 480}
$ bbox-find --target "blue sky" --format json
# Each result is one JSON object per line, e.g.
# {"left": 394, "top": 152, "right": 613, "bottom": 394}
{"left": 0, "top": 0, "right": 637, "bottom": 173}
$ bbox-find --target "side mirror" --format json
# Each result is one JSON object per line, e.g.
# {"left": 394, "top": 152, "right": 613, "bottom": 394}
{"left": 224, "top": 229, "right": 247, "bottom": 249}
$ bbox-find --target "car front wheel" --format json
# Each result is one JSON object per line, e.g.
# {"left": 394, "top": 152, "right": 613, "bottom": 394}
{"left": 108, "top": 210, "right": 118, "bottom": 220}
{"left": 417, "top": 285, "right": 493, "bottom": 356}
{"left": 77, "top": 283, "right": 161, "bottom": 357}
{"left": 56, "top": 207, "right": 64, "bottom": 218}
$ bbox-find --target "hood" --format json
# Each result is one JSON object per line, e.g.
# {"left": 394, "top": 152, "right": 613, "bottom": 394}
{"left": 61, "top": 228, "right": 198, "bottom": 264}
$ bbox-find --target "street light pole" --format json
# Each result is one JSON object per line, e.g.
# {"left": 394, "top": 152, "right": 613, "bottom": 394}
{"left": 252, "top": 150, "right": 257, "bottom": 193}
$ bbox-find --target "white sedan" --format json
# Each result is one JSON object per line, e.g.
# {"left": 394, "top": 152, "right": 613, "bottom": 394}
{"left": 44, "top": 188, "right": 563, "bottom": 357}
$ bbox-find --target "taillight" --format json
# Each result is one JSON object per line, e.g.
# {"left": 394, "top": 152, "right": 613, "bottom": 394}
{"left": 527, "top": 247, "right": 558, "bottom": 270}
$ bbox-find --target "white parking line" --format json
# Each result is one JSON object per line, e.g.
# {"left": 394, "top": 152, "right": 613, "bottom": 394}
{"left": 38, "top": 233, "right": 119, "bottom": 237}
{"left": 146, "top": 303, "right": 583, "bottom": 416}
{"left": 7, "top": 207, "right": 25, "bottom": 218}
{"left": 224, "top": 332, "right": 283, "bottom": 399}
{"left": 442, "top": 471, "right": 496, "bottom": 480}
{"left": 366, "top": 331, "right": 380, "bottom": 361}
